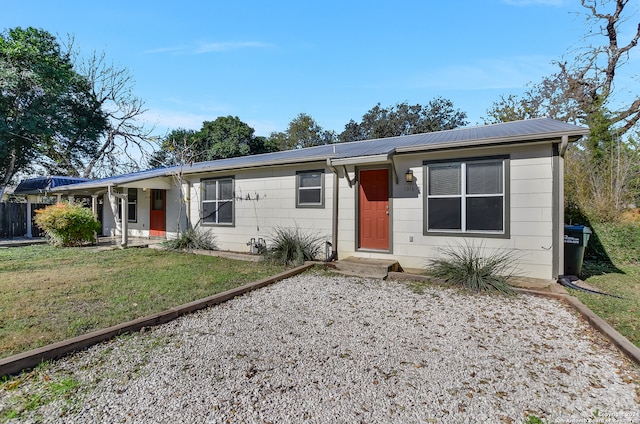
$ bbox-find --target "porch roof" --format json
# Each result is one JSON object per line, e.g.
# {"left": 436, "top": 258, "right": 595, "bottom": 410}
{"left": 13, "top": 176, "right": 91, "bottom": 195}
{"left": 50, "top": 117, "right": 588, "bottom": 192}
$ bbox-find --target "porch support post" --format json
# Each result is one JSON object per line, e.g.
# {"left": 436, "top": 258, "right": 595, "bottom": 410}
{"left": 56, "top": 194, "right": 62, "bottom": 203}
{"left": 26, "top": 196, "right": 32, "bottom": 238}
{"left": 91, "top": 194, "right": 99, "bottom": 243}
{"left": 108, "top": 186, "right": 128, "bottom": 248}
{"left": 120, "top": 196, "right": 128, "bottom": 247}
{"left": 91, "top": 195, "right": 98, "bottom": 216}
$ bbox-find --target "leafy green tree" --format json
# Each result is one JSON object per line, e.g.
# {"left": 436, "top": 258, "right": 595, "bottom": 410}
{"left": 0, "top": 27, "right": 107, "bottom": 198}
{"left": 266, "top": 113, "right": 336, "bottom": 150}
{"left": 148, "top": 128, "right": 198, "bottom": 167}
{"left": 195, "top": 115, "right": 267, "bottom": 160}
{"left": 339, "top": 98, "right": 468, "bottom": 142}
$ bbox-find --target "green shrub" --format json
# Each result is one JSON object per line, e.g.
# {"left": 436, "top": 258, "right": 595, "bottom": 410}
{"left": 263, "top": 226, "right": 324, "bottom": 266}
{"left": 34, "top": 202, "right": 101, "bottom": 247}
{"left": 426, "top": 242, "right": 516, "bottom": 295}
{"left": 164, "top": 228, "right": 217, "bottom": 251}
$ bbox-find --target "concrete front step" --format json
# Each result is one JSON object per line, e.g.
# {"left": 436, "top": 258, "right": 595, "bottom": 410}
{"left": 333, "top": 257, "right": 401, "bottom": 279}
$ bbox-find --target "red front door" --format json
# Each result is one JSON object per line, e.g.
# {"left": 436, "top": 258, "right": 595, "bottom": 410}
{"left": 150, "top": 189, "right": 166, "bottom": 237}
{"left": 359, "top": 169, "right": 390, "bottom": 250}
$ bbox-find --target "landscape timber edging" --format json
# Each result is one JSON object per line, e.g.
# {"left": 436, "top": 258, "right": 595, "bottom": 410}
{"left": 0, "top": 262, "right": 315, "bottom": 378}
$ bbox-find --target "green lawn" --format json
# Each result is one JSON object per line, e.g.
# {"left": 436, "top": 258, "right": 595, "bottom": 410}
{"left": 569, "top": 261, "right": 640, "bottom": 349}
{"left": 0, "top": 245, "right": 284, "bottom": 359}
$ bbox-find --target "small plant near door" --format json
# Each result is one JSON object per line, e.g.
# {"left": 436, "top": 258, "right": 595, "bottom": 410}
{"left": 34, "top": 202, "right": 101, "bottom": 247}
{"left": 426, "top": 242, "right": 517, "bottom": 295}
{"left": 263, "top": 226, "right": 324, "bottom": 266}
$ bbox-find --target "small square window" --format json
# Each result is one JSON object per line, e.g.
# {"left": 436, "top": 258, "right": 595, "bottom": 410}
{"left": 296, "top": 170, "right": 324, "bottom": 208}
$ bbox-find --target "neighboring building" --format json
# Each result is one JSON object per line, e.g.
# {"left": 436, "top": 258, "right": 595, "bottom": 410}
{"left": 47, "top": 118, "right": 588, "bottom": 280}
{"left": 8, "top": 176, "right": 91, "bottom": 238}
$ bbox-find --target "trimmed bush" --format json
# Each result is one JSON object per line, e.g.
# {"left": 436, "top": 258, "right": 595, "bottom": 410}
{"left": 164, "top": 228, "right": 217, "bottom": 251}
{"left": 263, "top": 226, "right": 324, "bottom": 266}
{"left": 426, "top": 242, "right": 516, "bottom": 295}
{"left": 34, "top": 202, "right": 101, "bottom": 247}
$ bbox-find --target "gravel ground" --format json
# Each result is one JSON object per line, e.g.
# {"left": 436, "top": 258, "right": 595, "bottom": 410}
{"left": 2, "top": 273, "right": 639, "bottom": 423}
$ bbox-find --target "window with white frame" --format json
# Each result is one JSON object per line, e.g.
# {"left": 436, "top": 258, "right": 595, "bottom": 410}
{"left": 117, "top": 188, "right": 137, "bottom": 222}
{"left": 296, "top": 170, "right": 324, "bottom": 208}
{"left": 202, "top": 178, "right": 234, "bottom": 225}
{"left": 424, "top": 157, "right": 507, "bottom": 235}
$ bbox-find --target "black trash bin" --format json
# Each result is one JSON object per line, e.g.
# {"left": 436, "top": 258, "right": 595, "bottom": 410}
{"left": 564, "top": 225, "right": 592, "bottom": 276}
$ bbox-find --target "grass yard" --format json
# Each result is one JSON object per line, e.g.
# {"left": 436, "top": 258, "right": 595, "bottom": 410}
{"left": 0, "top": 245, "right": 285, "bottom": 359}
{"left": 570, "top": 261, "right": 640, "bottom": 349}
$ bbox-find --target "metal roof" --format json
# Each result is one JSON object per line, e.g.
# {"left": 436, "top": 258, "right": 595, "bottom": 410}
{"left": 13, "top": 176, "right": 92, "bottom": 195}
{"left": 51, "top": 118, "right": 588, "bottom": 192}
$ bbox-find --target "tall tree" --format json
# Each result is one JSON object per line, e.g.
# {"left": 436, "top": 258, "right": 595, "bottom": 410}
{"left": 267, "top": 113, "right": 335, "bottom": 150}
{"left": 484, "top": 0, "right": 640, "bottom": 221}
{"left": 485, "top": 0, "right": 640, "bottom": 133}
{"left": 148, "top": 128, "right": 198, "bottom": 168}
{"left": 72, "top": 51, "right": 154, "bottom": 178}
{"left": 0, "top": 27, "right": 107, "bottom": 198}
{"left": 195, "top": 116, "right": 264, "bottom": 160}
{"left": 339, "top": 98, "right": 468, "bottom": 142}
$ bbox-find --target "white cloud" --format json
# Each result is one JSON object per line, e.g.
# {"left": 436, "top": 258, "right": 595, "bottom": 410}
{"left": 141, "top": 109, "right": 283, "bottom": 138}
{"left": 502, "top": 0, "right": 567, "bottom": 6}
{"left": 408, "top": 56, "right": 556, "bottom": 91}
{"left": 145, "top": 41, "right": 273, "bottom": 55}
{"left": 141, "top": 109, "right": 210, "bottom": 135}
{"left": 195, "top": 41, "right": 273, "bottom": 54}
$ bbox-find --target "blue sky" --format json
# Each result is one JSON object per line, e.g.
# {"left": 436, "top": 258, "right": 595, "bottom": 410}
{"left": 3, "top": 1, "right": 634, "bottom": 138}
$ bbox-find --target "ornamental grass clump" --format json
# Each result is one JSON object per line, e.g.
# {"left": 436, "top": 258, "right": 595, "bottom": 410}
{"left": 427, "top": 242, "right": 517, "bottom": 295}
{"left": 263, "top": 226, "right": 324, "bottom": 266}
{"left": 164, "top": 228, "right": 217, "bottom": 251}
{"left": 34, "top": 202, "right": 101, "bottom": 247}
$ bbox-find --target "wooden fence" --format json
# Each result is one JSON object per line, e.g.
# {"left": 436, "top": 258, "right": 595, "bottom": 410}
{"left": 0, "top": 202, "right": 48, "bottom": 238}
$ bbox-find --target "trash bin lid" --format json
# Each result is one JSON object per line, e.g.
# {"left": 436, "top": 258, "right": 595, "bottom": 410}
{"left": 564, "top": 225, "right": 592, "bottom": 234}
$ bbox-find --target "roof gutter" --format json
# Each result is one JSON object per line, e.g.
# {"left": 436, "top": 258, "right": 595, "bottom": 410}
{"left": 394, "top": 131, "right": 588, "bottom": 155}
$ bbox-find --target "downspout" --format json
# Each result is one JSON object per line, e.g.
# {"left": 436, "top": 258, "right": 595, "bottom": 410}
{"left": 184, "top": 179, "right": 192, "bottom": 230}
{"left": 326, "top": 158, "right": 339, "bottom": 262}
{"left": 553, "top": 135, "right": 569, "bottom": 278}
{"left": 108, "top": 186, "right": 128, "bottom": 248}
{"left": 559, "top": 134, "right": 569, "bottom": 158}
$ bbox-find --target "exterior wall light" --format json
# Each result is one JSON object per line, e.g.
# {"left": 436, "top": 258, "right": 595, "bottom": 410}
{"left": 405, "top": 169, "right": 413, "bottom": 183}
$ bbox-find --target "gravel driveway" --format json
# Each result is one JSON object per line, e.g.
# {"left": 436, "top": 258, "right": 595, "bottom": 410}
{"left": 2, "top": 273, "right": 639, "bottom": 423}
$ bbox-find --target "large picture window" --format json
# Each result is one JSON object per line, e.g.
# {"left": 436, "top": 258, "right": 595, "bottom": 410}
{"left": 202, "top": 178, "right": 234, "bottom": 225}
{"left": 117, "top": 188, "right": 137, "bottom": 223}
{"left": 296, "top": 170, "right": 324, "bottom": 208}
{"left": 425, "top": 157, "right": 507, "bottom": 235}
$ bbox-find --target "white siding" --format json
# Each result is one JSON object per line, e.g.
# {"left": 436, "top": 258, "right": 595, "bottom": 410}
{"left": 182, "top": 142, "right": 558, "bottom": 280}
{"left": 334, "top": 143, "right": 557, "bottom": 280}
{"left": 190, "top": 165, "right": 334, "bottom": 255}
